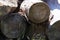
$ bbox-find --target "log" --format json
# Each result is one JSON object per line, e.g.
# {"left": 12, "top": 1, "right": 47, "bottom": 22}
{"left": 20, "top": 0, "right": 50, "bottom": 23}
{"left": 28, "top": 2, "right": 50, "bottom": 23}
{"left": 48, "top": 20, "right": 60, "bottom": 40}
{"left": 25, "top": 20, "right": 49, "bottom": 40}
{"left": 1, "top": 13, "right": 28, "bottom": 39}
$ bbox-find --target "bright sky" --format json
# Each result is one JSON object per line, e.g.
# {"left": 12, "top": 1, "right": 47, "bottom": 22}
{"left": 48, "top": 0, "right": 60, "bottom": 25}
{"left": 58, "top": 0, "right": 60, "bottom": 4}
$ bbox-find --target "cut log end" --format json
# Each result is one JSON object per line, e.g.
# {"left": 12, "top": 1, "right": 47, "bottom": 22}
{"left": 27, "top": 2, "right": 50, "bottom": 23}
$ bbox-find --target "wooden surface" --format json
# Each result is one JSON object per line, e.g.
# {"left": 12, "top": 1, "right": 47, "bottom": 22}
{"left": 25, "top": 20, "right": 49, "bottom": 40}
{"left": 48, "top": 20, "right": 60, "bottom": 40}
{"left": 27, "top": 2, "right": 50, "bottom": 23}
{"left": 1, "top": 13, "right": 28, "bottom": 39}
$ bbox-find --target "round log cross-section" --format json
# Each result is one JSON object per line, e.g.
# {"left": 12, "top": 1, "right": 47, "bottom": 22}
{"left": 48, "top": 20, "right": 60, "bottom": 40}
{"left": 1, "top": 13, "right": 28, "bottom": 39}
{"left": 20, "top": 0, "right": 50, "bottom": 23}
{"left": 28, "top": 2, "right": 50, "bottom": 23}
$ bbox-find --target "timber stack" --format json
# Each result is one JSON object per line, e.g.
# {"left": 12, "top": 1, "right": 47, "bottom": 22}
{"left": 0, "top": 0, "right": 51, "bottom": 40}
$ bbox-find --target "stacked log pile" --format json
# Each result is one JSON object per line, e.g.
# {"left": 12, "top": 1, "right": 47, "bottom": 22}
{"left": 0, "top": 0, "right": 52, "bottom": 40}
